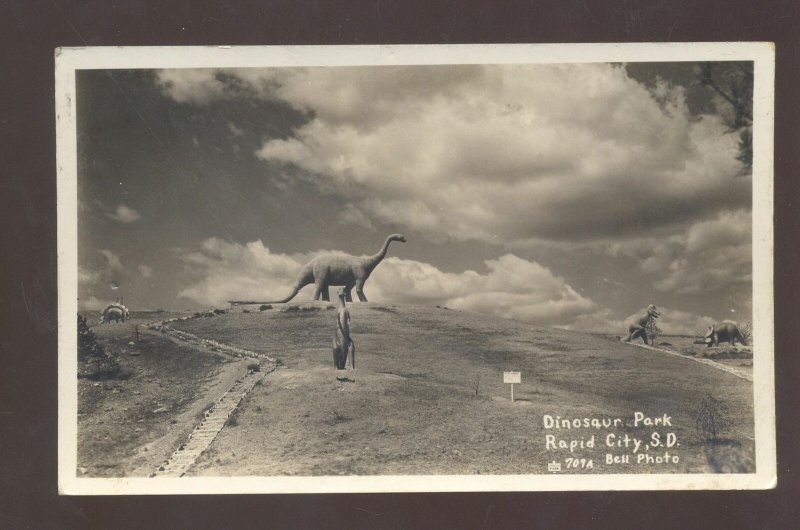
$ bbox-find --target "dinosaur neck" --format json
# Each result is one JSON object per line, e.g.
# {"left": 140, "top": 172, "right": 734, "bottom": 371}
{"left": 365, "top": 237, "right": 394, "bottom": 271}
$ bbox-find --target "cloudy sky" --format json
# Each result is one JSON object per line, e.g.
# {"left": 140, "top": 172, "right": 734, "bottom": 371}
{"left": 76, "top": 62, "right": 753, "bottom": 334}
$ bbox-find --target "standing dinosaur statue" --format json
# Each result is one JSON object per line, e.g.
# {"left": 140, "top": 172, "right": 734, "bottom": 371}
{"left": 229, "top": 234, "right": 407, "bottom": 306}
{"left": 333, "top": 288, "right": 355, "bottom": 370}
{"left": 622, "top": 304, "right": 661, "bottom": 345}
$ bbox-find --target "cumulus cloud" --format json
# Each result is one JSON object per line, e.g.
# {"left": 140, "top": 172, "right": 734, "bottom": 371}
{"left": 177, "top": 238, "right": 311, "bottom": 307}
{"left": 79, "top": 295, "right": 108, "bottom": 312}
{"left": 98, "top": 249, "right": 125, "bottom": 274}
{"left": 154, "top": 65, "right": 749, "bottom": 246}
{"left": 608, "top": 210, "right": 751, "bottom": 298}
{"left": 177, "top": 237, "right": 602, "bottom": 325}
{"left": 107, "top": 204, "right": 141, "bottom": 224}
{"left": 78, "top": 266, "right": 99, "bottom": 285}
{"left": 371, "top": 255, "right": 599, "bottom": 325}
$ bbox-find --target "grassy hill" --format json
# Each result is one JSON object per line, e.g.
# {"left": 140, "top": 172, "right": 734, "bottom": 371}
{"left": 167, "top": 303, "right": 754, "bottom": 476}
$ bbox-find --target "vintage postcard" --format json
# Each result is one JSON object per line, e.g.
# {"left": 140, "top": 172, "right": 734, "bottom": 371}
{"left": 56, "top": 43, "right": 775, "bottom": 494}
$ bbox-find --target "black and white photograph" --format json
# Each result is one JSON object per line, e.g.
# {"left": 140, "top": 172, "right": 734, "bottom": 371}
{"left": 56, "top": 44, "right": 775, "bottom": 493}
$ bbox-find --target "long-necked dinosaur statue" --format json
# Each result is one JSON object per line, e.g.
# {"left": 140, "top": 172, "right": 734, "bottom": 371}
{"left": 229, "top": 234, "right": 407, "bottom": 306}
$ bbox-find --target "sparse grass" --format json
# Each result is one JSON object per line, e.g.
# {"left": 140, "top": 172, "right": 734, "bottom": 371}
{"left": 326, "top": 409, "right": 350, "bottom": 425}
{"left": 173, "top": 305, "right": 755, "bottom": 476}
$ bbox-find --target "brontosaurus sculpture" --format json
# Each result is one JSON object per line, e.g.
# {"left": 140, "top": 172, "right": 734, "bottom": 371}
{"left": 333, "top": 288, "right": 355, "bottom": 370}
{"left": 622, "top": 304, "right": 661, "bottom": 345}
{"left": 231, "top": 234, "right": 407, "bottom": 305}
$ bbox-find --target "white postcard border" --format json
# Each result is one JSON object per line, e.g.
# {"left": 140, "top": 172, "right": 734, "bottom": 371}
{"left": 56, "top": 42, "right": 776, "bottom": 495}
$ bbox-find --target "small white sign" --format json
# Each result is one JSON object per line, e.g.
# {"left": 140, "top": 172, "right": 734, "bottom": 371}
{"left": 503, "top": 371, "right": 521, "bottom": 384}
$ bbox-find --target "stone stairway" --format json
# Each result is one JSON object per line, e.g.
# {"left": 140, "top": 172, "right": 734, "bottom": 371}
{"left": 151, "top": 368, "right": 271, "bottom": 477}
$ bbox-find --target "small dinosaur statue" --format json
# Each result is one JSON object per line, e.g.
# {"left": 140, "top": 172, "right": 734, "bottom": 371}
{"left": 333, "top": 288, "right": 355, "bottom": 370}
{"left": 230, "top": 234, "right": 406, "bottom": 305}
{"left": 622, "top": 304, "right": 661, "bottom": 345}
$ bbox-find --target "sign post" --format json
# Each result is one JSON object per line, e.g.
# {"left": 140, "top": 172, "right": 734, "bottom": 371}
{"left": 503, "top": 371, "right": 521, "bottom": 402}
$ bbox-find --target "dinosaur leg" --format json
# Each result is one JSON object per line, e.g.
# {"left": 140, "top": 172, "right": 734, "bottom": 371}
{"left": 312, "top": 280, "right": 325, "bottom": 301}
{"left": 631, "top": 327, "right": 647, "bottom": 344}
{"left": 321, "top": 285, "right": 330, "bottom": 302}
{"left": 344, "top": 285, "right": 353, "bottom": 303}
{"left": 349, "top": 340, "right": 355, "bottom": 369}
{"left": 355, "top": 281, "right": 368, "bottom": 302}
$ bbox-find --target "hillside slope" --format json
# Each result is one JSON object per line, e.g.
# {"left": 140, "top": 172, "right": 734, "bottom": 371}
{"left": 171, "top": 303, "right": 755, "bottom": 476}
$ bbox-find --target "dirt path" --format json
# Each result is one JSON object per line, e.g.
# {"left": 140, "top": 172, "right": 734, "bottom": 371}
{"left": 78, "top": 315, "right": 256, "bottom": 477}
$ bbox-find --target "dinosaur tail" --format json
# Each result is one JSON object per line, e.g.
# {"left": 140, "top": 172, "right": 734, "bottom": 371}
{"left": 228, "top": 282, "right": 305, "bottom": 306}
{"left": 264, "top": 283, "right": 304, "bottom": 304}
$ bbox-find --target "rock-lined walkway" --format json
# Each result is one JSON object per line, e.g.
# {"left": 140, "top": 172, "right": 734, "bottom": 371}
{"left": 151, "top": 368, "right": 271, "bottom": 477}
{"left": 146, "top": 315, "right": 277, "bottom": 477}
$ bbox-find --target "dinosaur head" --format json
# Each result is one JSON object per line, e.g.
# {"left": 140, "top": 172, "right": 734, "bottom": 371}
{"left": 704, "top": 325, "right": 715, "bottom": 346}
{"left": 646, "top": 304, "right": 660, "bottom": 319}
{"left": 389, "top": 234, "right": 407, "bottom": 243}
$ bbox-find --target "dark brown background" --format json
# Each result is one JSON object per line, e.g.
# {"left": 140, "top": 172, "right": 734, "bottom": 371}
{"left": 2, "top": 1, "right": 798, "bottom": 528}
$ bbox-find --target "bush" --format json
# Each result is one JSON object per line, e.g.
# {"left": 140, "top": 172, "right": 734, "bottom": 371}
{"left": 259, "top": 304, "right": 272, "bottom": 312}
{"left": 693, "top": 395, "right": 732, "bottom": 441}
{"left": 213, "top": 308, "right": 227, "bottom": 315}
{"left": 739, "top": 321, "right": 753, "bottom": 344}
{"left": 78, "top": 315, "right": 126, "bottom": 380}
{"left": 247, "top": 362, "right": 260, "bottom": 373}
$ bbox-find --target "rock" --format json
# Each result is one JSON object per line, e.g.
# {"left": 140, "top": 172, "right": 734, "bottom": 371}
{"left": 153, "top": 407, "right": 168, "bottom": 414}
{"left": 128, "top": 341, "right": 135, "bottom": 346}
{"left": 79, "top": 467, "right": 88, "bottom": 475}
{"left": 129, "top": 351, "right": 140, "bottom": 356}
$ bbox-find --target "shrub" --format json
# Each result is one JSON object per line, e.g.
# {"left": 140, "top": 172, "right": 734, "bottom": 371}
{"left": 739, "top": 321, "right": 753, "bottom": 344}
{"left": 213, "top": 308, "right": 227, "bottom": 315}
{"left": 243, "top": 309, "right": 251, "bottom": 314}
{"left": 693, "top": 395, "right": 732, "bottom": 441}
{"left": 247, "top": 362, "right": 260, "bottom": 373}
{"left": 259, "top": 304, "right": 272, "bottom": 311}
{"left": 78, "top": 315, "right": 126, "bottom": 380}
